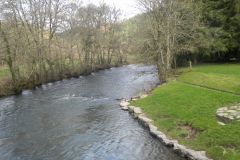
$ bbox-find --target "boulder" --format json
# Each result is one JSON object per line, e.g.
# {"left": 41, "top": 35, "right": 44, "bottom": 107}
{"left": 120, "top": 101, "right": 129, "bottom": 108}
{"left": 140, "top": 94, "right": 148, "bottom": 99}
{"left": 217, "top": 105, "right": 240, "bottom": 124}
{"left": 133, "top": 107, "right": 143, "bottom": 118}
{"left": 128, "top": 106, "right": 135, "bottom": 113}
{"left": 121, "top": 106, "right": 128, "bottom": 111}
{"left": 134, "top": 107, "right": 142, "bottom": 114}
{"left": 174, "top": 144, "right": 210, "bottom": 160}
{"left": 138, "top": 114, "right": 153, "bottom": 127}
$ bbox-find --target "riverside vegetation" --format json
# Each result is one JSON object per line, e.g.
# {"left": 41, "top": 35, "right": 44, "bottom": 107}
{"left": 1, "top": 0, "right": 240, "bottom": 159}
{"left": 0, "top": 1, "right": 133, "bottom": 97}
{"left": 132, "top": 64, "right": 240, "bottom": 160}
{"left": 1, "top": 0, "right": 240, "bottom": 96}
{"left": 127, "top": 1, "right": 240, "bottom": 159}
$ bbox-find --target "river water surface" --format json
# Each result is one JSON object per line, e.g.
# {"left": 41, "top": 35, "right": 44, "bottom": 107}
{"left": 0, "top": 65, "right": 182, "bottom": 160}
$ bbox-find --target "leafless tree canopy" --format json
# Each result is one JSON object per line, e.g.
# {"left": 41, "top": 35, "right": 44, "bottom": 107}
{"left": 0, "top": 0, "right": 127, "bottom": 92}
{"left": 138, "top": 0, "right": 200, "bottom": 82}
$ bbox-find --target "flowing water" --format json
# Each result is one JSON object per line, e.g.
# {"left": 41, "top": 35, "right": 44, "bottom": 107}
{"left": 0, "top": 65, "right": 182, "bottom": 160}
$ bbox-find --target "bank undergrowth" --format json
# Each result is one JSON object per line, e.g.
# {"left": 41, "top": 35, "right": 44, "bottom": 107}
{"left": 0, "top": 63, "right": 121, "bottom": 97}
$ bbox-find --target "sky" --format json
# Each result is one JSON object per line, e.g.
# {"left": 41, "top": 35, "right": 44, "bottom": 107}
{"left": 0, "top": 0, "right": 140, "bottom": 20}
{"left": 81, "top": 0, "right": 140, "bottom": 19}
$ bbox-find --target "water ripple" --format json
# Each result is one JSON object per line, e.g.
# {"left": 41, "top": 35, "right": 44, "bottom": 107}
{"left": 0, "top": 65, "right": 182, "bottom": 160}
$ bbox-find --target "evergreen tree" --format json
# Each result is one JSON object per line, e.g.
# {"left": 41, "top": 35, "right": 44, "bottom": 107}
{"left": 201, "top": 0, "right": 240, "bottom": 61}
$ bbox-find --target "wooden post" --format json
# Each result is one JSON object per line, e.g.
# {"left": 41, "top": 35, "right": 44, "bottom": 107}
{"left": 189, "top": 60, "right": 192, "bottom": 71}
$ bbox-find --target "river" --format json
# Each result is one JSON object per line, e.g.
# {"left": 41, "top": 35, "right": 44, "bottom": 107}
{"left": 0, "top": 65, "right": 182, "bottom": 160}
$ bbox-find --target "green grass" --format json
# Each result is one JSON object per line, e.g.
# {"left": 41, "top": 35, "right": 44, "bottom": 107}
{"left": 178, "top": 64, "right": 240, "bottom": 94}
{"left": 132, "top": 64, "right": 240, "bottom": 160}
{"left": 192, "top": 64, "right": 240, "bottom": 76}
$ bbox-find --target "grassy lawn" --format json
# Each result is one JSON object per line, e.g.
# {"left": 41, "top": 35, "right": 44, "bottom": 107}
{"left": 131, "top": 64, "right": 240, "bottom": 160}
{"left": 178, "top": 64, "right": 240, "bottom": 94}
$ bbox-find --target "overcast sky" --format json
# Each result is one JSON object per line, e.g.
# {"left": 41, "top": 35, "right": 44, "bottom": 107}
{"left": 81, "top": 0, "right": 140, "bottom": 19}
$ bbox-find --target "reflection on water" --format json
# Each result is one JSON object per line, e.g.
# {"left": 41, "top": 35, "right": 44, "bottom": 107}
{"left": 0, "top": 65, "right": 182, "bottom": 160}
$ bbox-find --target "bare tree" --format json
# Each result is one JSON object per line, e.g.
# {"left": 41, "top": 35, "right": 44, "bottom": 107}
{"left": 138, "top": 0, "right": 200, "bottom": 83}
{"left": 0, "top": 21, "right": 21, "bottom": 92}
{"left": 0, "top": 0, "right": 125, "bottom": 94}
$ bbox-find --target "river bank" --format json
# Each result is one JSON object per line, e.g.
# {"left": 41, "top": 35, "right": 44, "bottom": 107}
{"left": 129, "top": 64, "right": 240, "bottom": 160}
{"left": 120, "top": 99, "right": 211, "bottom": 160}
{"left": 0, "top": 64, "right": 121, "bottom": 98}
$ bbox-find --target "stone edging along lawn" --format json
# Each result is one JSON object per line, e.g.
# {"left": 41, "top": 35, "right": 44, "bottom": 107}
{"left": 119, "top": 96, "right": 212, "bottom": 160}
